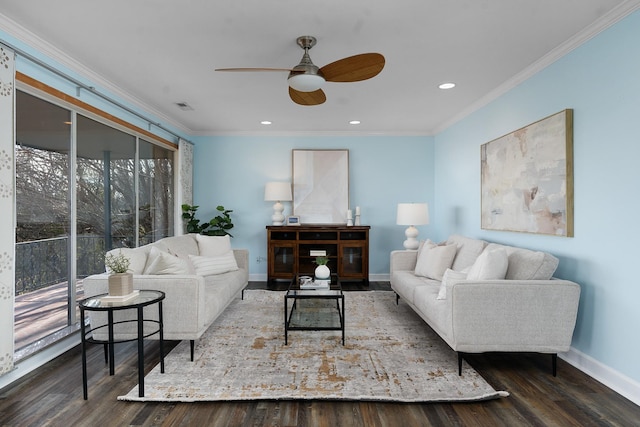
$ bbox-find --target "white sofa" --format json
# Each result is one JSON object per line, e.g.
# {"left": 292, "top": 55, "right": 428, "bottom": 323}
{"left": 83, "top": 234, "right": 249, "bottom": 361}
{"left": 390, "top": 234, "right": 580, "bottom": 375}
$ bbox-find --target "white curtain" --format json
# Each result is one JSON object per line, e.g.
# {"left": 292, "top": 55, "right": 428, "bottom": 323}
{"left": 177, "top": 138, "right": 194, "bottom": 234}
{"left": 0, "top": 44, "right": 16, "bottom": 377}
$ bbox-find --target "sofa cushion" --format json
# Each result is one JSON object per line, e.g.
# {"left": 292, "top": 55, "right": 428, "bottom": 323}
{"left": 189, "top": 252, "right": 239, "bottom": 276}
{"left": 106, "top": 247, "right": 148, "bottom": 275}
{"left": 446, "top": 235, "right": 488, "bottom": 271}
{"left": 158, "top": 234, "right": 199, "bottom": 258}
{"left": 414, "top": 284, "right": 453, "bottom": 344}
{"left": 391, "top": 271, "right": 438, "bottom": 305}
{"left": 466, "top": 248, "right": 508, "bottom": 280}
{"left": 437, "top": 268, "right": 468, "bottom": 300}
{"left": 484, "top": 243, "right": 559, "bottom": 280}
{"left": 414, "top": 240, "right": 457, "bottom": 280}
{"left": 144, "top": 246, "right": 190, "bottom": 275}
{"left": 196, "top": 234, "right": 232, "bottom": 257}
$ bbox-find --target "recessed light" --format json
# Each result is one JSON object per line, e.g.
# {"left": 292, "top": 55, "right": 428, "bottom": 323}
{"left": 349, "top": 120, "right": 361, "bottom": 125}
{"left": 261, "top": 120, "right": 272, "bottom": 125}
{"left": 438, "top": 83, "right": 456, "bottom": 90}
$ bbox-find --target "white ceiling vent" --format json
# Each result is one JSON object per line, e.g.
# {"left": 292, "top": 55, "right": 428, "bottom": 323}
{"left": 175, "top": 102, "right": 194, "bottom": 111}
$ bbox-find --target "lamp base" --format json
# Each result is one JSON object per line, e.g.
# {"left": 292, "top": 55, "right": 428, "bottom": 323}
{"left": 403, "top": 225, "right": 420, "bottom": 250}
{"left": 272, "top": 201, "right": 285, "bottom": 226}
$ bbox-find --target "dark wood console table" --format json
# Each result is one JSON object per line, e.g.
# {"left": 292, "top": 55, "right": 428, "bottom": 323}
{"left": 267, "top": 224, "right": 369, "bottom": 285}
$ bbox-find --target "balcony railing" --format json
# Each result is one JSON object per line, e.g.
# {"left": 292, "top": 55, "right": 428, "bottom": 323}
{"left": 15, "top": 234, "right": 158, "bottom": 295}
{"left": 14, "top": 235, "right": 134, "bottom": 295}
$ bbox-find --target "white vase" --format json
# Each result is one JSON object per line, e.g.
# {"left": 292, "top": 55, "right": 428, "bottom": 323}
{"left": 314, "top": 264, "right": 330, "bottom": 280}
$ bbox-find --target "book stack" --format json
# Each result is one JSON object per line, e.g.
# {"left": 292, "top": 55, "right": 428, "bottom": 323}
{"left": 300, "top": 280, "right": 330, "bottom": 290}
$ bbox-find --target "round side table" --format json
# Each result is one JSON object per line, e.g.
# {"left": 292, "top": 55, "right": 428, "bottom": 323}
{"left": 79, "top": 290, "right": 165, "bottom": 400}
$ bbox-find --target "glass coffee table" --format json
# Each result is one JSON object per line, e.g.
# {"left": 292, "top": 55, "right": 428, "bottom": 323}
{"left": 284, "top": 274, "right": 345, "bottom": 345}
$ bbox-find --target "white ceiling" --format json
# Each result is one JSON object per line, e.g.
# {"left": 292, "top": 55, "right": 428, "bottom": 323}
{"left": 1, "top": 0, "right": 637, "bottom": 136}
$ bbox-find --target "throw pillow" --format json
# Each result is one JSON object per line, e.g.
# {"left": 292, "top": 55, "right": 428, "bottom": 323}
{"left": 143, "top": 246, "right": 190, "bottom": 275}
{"left": 105, "top": 247, "right": 148, "bottom": 275}
{"left": 196, "top": 234, "right": 232, "bottom": 257}
{"left": 466, "top": 248, "right": 508, "bottom": 280}
{"left": 437, "top": 268, "right": 468, "bottom": 300}
{"left": 188, "top": 252, "right": 239, "bottom": 276}
{"left": 414, "top": 240, "right": 457, "bottom": 281}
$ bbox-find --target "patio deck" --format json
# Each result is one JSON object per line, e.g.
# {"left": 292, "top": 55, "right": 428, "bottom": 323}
{"left": 14, "top": 281, "right": 84, "bottom": 356}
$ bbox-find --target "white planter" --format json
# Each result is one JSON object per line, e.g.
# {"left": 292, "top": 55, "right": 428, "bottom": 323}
{"left": 108, "top": 273, "right": 133, "bottom": 296}
{"left": 314, "top": 264, "right": 330, "bottom": 280}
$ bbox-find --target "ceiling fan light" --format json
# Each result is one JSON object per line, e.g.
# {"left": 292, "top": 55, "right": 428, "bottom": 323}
{"left": 288, "top": 74, "right": 325, "bottom": 92}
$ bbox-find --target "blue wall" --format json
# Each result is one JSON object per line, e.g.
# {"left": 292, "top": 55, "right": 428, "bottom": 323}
{"left": 191, "top": 135, "right": 433, "bottom": 277}
{"left": 434, "top": 10, "right": 640, "bottom": 383}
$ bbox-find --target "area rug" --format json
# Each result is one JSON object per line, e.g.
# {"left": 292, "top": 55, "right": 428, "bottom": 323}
{"left": 119, "top": 290, "right": 508, "bottom": 402}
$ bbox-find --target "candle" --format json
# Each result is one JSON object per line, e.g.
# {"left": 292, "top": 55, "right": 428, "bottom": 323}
{"left": 355, "top": 206, "right": 360, "bottom": 215}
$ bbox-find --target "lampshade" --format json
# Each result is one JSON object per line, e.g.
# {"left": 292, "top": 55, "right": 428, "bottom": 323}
{"left": 288, "top": 74, "right": 325, "bottom": 92}
{"left": 396, "top": 203, "right": 429, "bottom": 225}
{"left": 264, "top": 182, "right": 292, "bottom": 202}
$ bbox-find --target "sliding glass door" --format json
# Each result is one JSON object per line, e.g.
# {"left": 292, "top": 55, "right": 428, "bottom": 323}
{"left": 139, "top": 139, "right": 174, "bottom": 244}
{"left": 14, "top": 91, "right": 72, "bottom": 351}
{"left": 76, "top": 115, "right": 136, "bottom": 279}
{"left": 14, "top": 89, "right": 176, "bottom": 357}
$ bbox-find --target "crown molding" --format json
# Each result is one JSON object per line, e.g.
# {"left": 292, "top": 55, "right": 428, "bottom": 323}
{"left": 190, "top": 129, "right": 432, "bottom": 137}
{"left": 0, "top": 12, "right": 192, "bottom": 137}
{"left": 433, "top": 0, "right": 640, "bottom": 135}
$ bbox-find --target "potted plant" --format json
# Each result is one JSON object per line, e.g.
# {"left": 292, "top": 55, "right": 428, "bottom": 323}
{"left": 313, "top": 256, "right": 330, "bottom": 280}
{"left": 181, "top": 204, "right": 234, "bottom": 237}
{"left": 105, "top": 251, "right": 133, "bottom": 296}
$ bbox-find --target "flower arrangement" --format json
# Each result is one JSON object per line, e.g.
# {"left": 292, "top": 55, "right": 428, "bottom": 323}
{"left": 105, "top": 251, "right": 130, "bottom": 274}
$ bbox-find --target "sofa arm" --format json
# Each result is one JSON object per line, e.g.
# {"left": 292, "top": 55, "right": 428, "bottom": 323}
{"left": 233, "top": 249, "right": 249, "bottom": 271}
{"left": 390, "top": 250, "right": 418, "bottom": 275}
{"left": 448, "top": 279, "right": 581, "bottom": 353}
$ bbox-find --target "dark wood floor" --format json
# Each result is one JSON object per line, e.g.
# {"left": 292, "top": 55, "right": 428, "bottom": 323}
{"left": 1, "top": 282, "right": 639, "bottom": 426}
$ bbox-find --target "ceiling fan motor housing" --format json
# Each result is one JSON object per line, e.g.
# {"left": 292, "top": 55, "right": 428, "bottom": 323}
{"left": 288, "top": 36, "right": 326, "bottom": 92}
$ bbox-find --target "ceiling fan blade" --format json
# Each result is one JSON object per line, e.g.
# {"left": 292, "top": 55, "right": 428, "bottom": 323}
{"left": 215, "top": 67, "right": 294, "bottom": 72}
{"left": 320, "top": 53, "right": 385, "bottom": 82}
{"left": 289, "top": 87, "right": 326, "bottom": 106}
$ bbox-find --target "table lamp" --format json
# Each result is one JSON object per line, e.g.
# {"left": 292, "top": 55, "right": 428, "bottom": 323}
{"left": 264, "top": 182, "right": 292, "bottom": 225}
{"left": 396, "top": 203, "right": 429, "bottom": 250}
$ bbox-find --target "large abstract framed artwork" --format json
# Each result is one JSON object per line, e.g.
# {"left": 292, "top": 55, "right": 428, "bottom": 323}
{"left": 481, "top": 109, "right": 574, "bottom": 237}
{"left": 292, "top": 149, "right": 349, "bottom": 224}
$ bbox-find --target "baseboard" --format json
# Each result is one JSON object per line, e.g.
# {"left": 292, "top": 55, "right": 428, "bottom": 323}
{"left": 0, "top": 333, "right": 80, "bottom": 392}
{"left": 561, "top": 347, "right": 640, "bottom": 406}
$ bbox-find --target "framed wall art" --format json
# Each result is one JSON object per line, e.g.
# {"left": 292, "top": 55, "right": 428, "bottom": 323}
{"left": 292, "top": 149, "right": 349, "bottom": 224}
{"left": 481, "top": 109, "right": 574, "bottom": 237}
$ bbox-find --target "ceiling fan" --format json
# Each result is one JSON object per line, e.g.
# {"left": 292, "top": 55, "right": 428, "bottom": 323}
{"left": 215, "top": 36, "right": 385, "bottom": 106}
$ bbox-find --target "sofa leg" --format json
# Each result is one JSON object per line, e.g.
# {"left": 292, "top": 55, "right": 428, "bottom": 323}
{"left": 552, "top": 353, "right": 557, "bottom": 377}
{"left": 458, "top": 352, "right": 463, "bottom": 375}
{"left": 190, "top": 340, "right": 195, "bottom": 362}
{"left": 242, "top": 288, "right": 245, "bottom": 300}
{"left": 395, "top": 293, "right": 399, "bottom": 305}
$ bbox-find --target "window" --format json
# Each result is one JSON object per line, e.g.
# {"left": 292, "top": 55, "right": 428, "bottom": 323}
{"left": 14, "top": 89, "right": 176, "bottom": 357}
